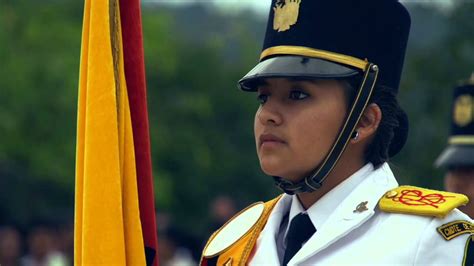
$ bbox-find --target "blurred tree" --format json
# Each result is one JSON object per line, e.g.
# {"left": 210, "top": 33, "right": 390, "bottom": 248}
{"left": 0, "top": 0, "right": 83, "bottom": 225}
{"left": 142, "top": 5, "right": 275, "bottom": 235}
{"left": 395, "top": 2, "right": 474, "bottom": 189}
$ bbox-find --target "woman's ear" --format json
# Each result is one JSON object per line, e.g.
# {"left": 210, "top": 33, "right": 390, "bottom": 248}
{"left": 351, "top": 103, "right": 382, "bottom": 143}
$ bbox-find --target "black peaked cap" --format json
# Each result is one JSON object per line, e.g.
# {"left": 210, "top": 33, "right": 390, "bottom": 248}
{"left": 239, "top": 0, "right": 411, "bottom": 158}
{"left": 436, "top": 80, "right": 474, "bottom": 168}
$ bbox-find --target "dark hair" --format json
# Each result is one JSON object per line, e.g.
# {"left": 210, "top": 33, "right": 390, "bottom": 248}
{"left": 341, "top": 77, "right": 403, "bottom": 168}
{"left": 365, "top": 85, "right": 402, "bottom": 167}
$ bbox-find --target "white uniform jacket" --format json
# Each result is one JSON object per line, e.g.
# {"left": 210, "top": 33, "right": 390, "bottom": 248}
{"left": 249, "top": 163, "right": 473, "bottom": 265}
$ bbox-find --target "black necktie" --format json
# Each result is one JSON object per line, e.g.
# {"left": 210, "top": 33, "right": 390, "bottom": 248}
{"left": 282, "top": 213, "right": 316, "bottom": 265}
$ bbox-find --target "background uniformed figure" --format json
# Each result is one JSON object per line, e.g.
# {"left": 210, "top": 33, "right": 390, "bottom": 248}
{"left": 201, "top": 0, "right": 474, "bottom": 265}
{"left": 436, "top": 74, "right": 474, "bottom": 218}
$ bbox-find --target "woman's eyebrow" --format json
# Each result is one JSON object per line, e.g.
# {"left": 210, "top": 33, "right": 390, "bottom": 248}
{"left": 288, "top": 77, "right": 320, "bottom": 84}
{"left": 254, "top": 79, "right": 270, "bottom": 88}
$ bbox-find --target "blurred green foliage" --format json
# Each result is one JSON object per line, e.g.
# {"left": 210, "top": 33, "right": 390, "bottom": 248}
{"left": 0, "top": 0, "right": 473, "bottom": 244}
{"left": 398, "top": 3, "right": 474, "bottom": 188}
{"left": 0, "top": 0, "right": 83, "bottom": 224}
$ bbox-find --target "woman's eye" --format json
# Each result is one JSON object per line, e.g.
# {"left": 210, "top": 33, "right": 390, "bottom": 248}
{"left": 257, "top": 94, "right": 268, "bottom": 104}
{"left": 289, "top": 90, "right": 309, "bottom": 100}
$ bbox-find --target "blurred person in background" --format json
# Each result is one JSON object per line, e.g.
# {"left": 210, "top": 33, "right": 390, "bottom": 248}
{"left": 201, "top": 0, "right": 473, "bottom": 265}
{"left": 209, "top": 195, "right": 237, "bottom": 231}
{"left": 435, "top": 74, "right": 474, "bottom": 218}
{"left": 157, "top": 212, "right": 200, "bottom": 265}
{"left": 20, "top": 220, "right": 68, "bottom": 266}
{"left": 158, "top": 226, "right": 197, "bottom": 266}
{"left": 57, "top": 222, "right": 74, "bottom": 266}
{"left": 0, "top": 225, "right": 22, "bottom": 266}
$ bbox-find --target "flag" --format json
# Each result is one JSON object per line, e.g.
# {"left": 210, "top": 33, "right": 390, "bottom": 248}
{"left": 75, "top": 0, "right": 157, "bottom": 264}
{"left": 119, "top": 0, "right": 159, "bottom": 264}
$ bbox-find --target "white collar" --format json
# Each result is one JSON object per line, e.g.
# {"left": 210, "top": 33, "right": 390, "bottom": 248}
{"left": 250, "top": 163, "right": 398, "bottom": 265}
{"left": 287, "top": 163, "right": 374, "bottom": 233}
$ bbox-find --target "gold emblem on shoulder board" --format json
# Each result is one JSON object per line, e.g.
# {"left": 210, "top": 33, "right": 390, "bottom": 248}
{"left": 273, "top": 0, "right": 301, "bottom": 32}
{"left": 453, "top": 94, "right": 472, "bottom": 127}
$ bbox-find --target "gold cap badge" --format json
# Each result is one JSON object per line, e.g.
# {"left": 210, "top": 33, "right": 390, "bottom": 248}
{"left": 453, "top": 94, "right": 473, "bottom": 127}
{"left": 273, "top": 0, "right": 301, "bottom": 32}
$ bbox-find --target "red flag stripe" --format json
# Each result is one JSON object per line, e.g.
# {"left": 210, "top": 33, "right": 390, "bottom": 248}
{"left": 119, "top": 0, "right": 159, "bottom": 265}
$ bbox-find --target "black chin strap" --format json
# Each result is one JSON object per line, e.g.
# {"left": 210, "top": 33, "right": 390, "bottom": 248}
{"left": 274, "top": 64, "right": 379, "bottom": 195}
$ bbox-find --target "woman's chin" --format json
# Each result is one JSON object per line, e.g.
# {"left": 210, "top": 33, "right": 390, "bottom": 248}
{"left": 259, "top": 162, "right": 283, "bottom": 177}
{"left": 259, "top": 159, "right": 291, "bottom": 178}
{"left": 259, "top": 159, "right": 314, "bottom": 183}
{"left": 261, "top": 166, "right": 303, "bottom": 184}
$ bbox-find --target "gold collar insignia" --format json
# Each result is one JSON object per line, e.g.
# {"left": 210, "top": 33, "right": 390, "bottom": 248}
{"left": 353, "top": 201, "right": 369, "bottom": 213}
{"left": 273, "top": 0, "right": 301, "bottom": 32}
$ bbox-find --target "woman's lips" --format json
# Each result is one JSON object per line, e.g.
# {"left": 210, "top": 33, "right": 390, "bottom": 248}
{"left": 259, "top": 133, "right": 286, "bottom": 148}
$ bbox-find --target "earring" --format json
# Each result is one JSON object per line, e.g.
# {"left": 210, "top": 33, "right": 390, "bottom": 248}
{"left": 351, "top": 130, "right": 359, "bottom": 140}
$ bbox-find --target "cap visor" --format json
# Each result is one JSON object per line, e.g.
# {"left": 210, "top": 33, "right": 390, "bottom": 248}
{"left": 238, "top": 56, "right": 360, "bottom": 91}
{"left": 435, "top": 145, "right": 474, "bottom": 168}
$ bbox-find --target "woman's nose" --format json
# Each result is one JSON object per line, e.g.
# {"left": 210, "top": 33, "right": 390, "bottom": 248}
{"left": 257, "top": 102, "right": 283, "bottom": 126}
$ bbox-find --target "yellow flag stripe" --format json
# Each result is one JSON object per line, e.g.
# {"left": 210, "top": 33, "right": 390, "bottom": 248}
{"left": 78, "top": 0, "right": 127, "bottom": 262}
{"left": 74, "top": 0, "right": 91, "bottom": 262}
{"left": 75, "top": 0, "right": 145, "bottom": 264}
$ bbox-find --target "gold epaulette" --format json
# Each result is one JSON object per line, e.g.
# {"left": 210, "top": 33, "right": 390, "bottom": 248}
{"left": 379, "top": 185, "right": 469, "bottom": 218}
{"left": 201, "top": 195, "right": 282, "bottom": 266}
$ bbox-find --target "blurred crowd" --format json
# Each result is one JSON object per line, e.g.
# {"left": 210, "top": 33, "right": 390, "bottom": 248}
{"left": 0, "top": 195, "right": 238, "bottom": 266}
{"left": 157, "top": 195, "right": 238, "bottom": 266}
{"left": 0, "top": 221, "right": 73, "bottom": 266}
{"left": 2, "top": 190, "right": 471, "bottom": 266}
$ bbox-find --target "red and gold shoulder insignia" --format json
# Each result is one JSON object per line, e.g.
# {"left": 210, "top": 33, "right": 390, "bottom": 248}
{"left": 379, "top": 185, "right": 469, "bottom": 218}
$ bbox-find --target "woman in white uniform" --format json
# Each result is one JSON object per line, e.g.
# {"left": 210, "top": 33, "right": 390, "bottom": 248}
{"left": 201, "top": 0, "right": 474, "bottom": 265}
